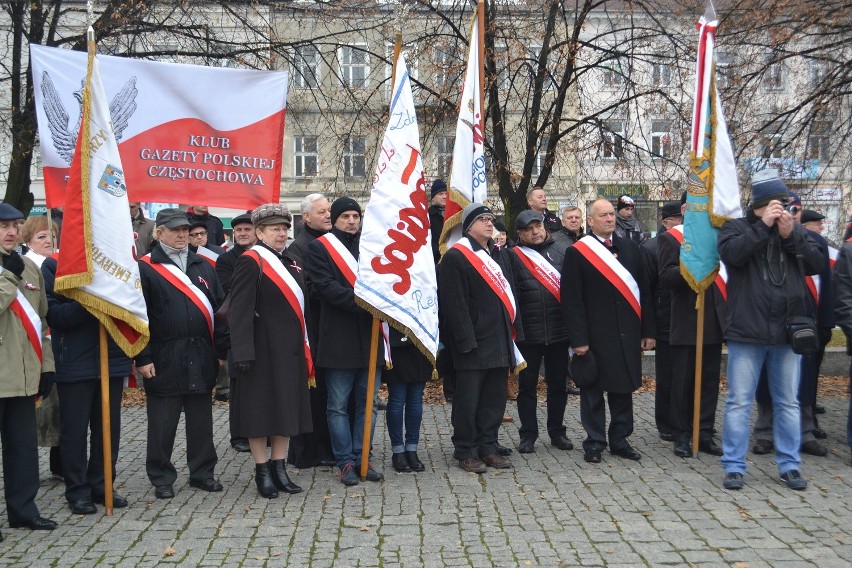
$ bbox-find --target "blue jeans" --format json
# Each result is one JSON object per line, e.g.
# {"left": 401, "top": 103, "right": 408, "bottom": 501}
{"left": 325, "top": 367, "right": 382, "bottom": 469}
{"left": 386, "top": 381, "right": 426, "bottom": 453}
{"left": 722, "top": 341, "right": 801, "bottom": 476}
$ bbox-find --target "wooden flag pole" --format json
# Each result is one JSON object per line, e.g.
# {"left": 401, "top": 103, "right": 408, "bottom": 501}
{"left": 359, "top": 318, "right": 382, "bottom": 481}
{"left": 99, "top": 323, "right": 114, "bottom": 515}
{"left": 691, "top": 292, "right": 706, "bottom": 458}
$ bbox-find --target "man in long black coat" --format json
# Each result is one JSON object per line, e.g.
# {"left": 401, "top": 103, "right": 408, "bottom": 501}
{"left": 562, "top": 198, "right": 655, "bottom": 463}
{"left": 135, "top": 209, "right": 228, "bottom": 499}
{"left": 439, "top": 203, "right": 521, "bottom": 473}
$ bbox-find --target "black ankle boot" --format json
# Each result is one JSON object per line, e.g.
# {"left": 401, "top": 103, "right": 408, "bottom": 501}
{"left": 392, "top": 452, "right": 412, "bottom": 472}
{"left": 255, "top": 462, "right": 279, "bottom": 498}
{"left": 405, "top": 451, "right": 425, "bottom": 472}
{"left": 270, "top": 459, "right": 302, "bottom": 494}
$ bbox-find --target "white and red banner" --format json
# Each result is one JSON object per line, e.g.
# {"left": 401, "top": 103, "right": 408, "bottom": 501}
{"left": 53, "top": 47, "right": 149, "bottom": 357}
{"left": 354, "top": 53, "right": 439, "bottom": 361}
{"left": 30, "top": 44, "right": 287, "bottom": 210}
{"left": 439, "top": 8, "right": 487, "bottom": 253}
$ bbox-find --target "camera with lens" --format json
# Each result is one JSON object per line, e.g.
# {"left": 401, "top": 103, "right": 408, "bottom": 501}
{"left": 785, "top": 204, "right": 800, "bottom": 215}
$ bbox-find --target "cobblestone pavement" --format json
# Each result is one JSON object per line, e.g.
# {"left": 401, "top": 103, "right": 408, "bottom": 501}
{"left": 1, "top": 392, "right": 851, "bottom": 567}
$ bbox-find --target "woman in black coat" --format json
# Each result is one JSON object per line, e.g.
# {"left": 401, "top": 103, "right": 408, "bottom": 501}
{"left": 229, "top": 204, "right": 313, "bottom": 498}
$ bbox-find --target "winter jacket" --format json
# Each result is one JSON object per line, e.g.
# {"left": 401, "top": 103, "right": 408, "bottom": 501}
{"left": 135, "top": 243, "right": 228, "bottom": 396}
{"left": 428, "top": 204, "right": 445, "bottom": 264}
{"left": 215, "top": 243, "right": 249, "bottom": 294}
{"left": 186, "top": 209, "right": 225, "bottom": 246}
{"left": 131, "top": 209, "right": 155, "bottom": 257}
{"left": 717, "top": 211, "right": 823, "bottom": 345}
{"left": 0, "top": 251, "right": 54, "bottom": 397}
{"left": 642, "top": 233, "right": 672, "bottom": 342}
{"left": 509, "top": 238, "right": 569, "bottom": 346}
{"left": 42, "top": 257, "right": 131, "bottom": 382}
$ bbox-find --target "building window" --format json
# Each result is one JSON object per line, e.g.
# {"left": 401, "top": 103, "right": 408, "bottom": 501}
{"left": 294, "top": 136, "right": 318, "bottom": 177}
{"left": 764, "top": 62, "right": 785, "bottom": 92}
{"left": 339, "top": 44, "right": 370, "bottom": 88}
{"left": 807, "top": 121, "right": 831, "bottom": 161}
{"left": 650, "top": 120, "right": 672, "bottom": 158}
{"left": 528, "top": 45, "right": 555, "bottom": 90}
{"left": 531, "top": 137, "right": 548, "bottom": 176}
{"left": 435, "top": 136, "right": 454, "bottom": 178}
{"left": 809, "top": 61, "right": 828, "bottom": 85}
{"left": 601, "top": 121, "right": 625, "bottom": 159}
{"left": 385, "top": 43, "right": 419, "bottom": 100}
{"left": 293, "top": 45, "right": 320, "bottom": 88}
{"left": 433, "top": 42, "right": 460, "bottom": 93}
{"left": 343, "top": 136, "right": 367, "bottom": 177}
{"left": 602, "top": 58, "right": 628, "bottom": 89}
{"left": 492, "top": 43, "right": 509, "bottom": 89}
{"left": 761, "top": 133, "right": 783, "bottom": 160}
{"left": 650, "top": 60, "right": 671, "bottom": 87}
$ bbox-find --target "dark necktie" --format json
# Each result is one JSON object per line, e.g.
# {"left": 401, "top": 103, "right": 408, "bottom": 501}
{"left": 604, "top": 239, "right": 612, "bottom": 247}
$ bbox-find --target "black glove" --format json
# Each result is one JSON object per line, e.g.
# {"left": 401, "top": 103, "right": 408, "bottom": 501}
{"left": 2, "top": 251, "right": 25, "bottom": 278}
{"left": 234, "top": 361, "right": 253, "bottom": 376}
{"left": 38, "top": 372, "right": 55, "bottom": 398}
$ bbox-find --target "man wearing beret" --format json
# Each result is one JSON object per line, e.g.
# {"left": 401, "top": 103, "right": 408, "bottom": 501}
{"left": 135, "top": 208, "right": 229, "bottom": 499}
{"left": 562, "top": 199, "right": 655, "bottom": 464}
{"left": 0, "top": 203, "right": 58, "bottom": 535}
{"left": 304, "top": 196, "right": 385, "bottom": 485}
{"left": 509, "top": 210, "right": 573, "bottom": 454}
{"left": 439, "top": 203, "right": 522, "bottom": 473}
{"left": 718, "top": 170, "right": 824, "bottom": 491}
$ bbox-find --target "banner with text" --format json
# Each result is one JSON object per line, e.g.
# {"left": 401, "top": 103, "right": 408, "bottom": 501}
{"left": 31, "top": 44, "right": 287, "bottom": 209}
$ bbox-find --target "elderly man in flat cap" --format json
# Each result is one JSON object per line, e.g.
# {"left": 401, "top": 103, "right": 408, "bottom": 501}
{"left": 135, "top": 208, "right": 229, "bottom": 499}
{"left": 0, "top": 203, "right": 58, "bottom": 536}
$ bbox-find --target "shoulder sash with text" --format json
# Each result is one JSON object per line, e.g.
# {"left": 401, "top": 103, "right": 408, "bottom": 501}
{"left": 245, "top": 245, "right": 315, "bottom": 382}
{"left": 451, "top": 238, "right": 525, "bottom": 369}
{"left": 573, "top": 235, "right": 641, "bottom": 319}
{"left": 0, "top": 265, "right": 43, "bottom": 363}
{"left": 140, "top": 255, "right": 214, "bottom": 342}
{"left": 512, "top": 246, "right": 560, "bottom": 302}
{"left": 317, "top": 234, "right": 392, "bottom": 364}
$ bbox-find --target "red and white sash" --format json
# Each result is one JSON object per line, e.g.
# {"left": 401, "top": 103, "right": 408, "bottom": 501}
{"left": 245, "top": 245, "right": 315, "bottom": 382}
{"left": 317, "top": 233, "right": 392, "bottom": 365}
{"left": 667, "top": 225, "right": 727, "bottom": 301}
{"left": 573, "top": 235, "right": 641, "bottom": 319}
{"left": 0, "top": 265, "right": 43, "bottom": 363}
{"left": 513, "top": 246, "right": 560, "bottom": 302}
{"left": 195, "top": 246, "right": 219, "bottom": 268}
{"left": 828, "top": 246, "right": 839, "bottom": 269}
{"left": 140, "top": 255, "right": 214, "bottom": 342}
{"left": 805, "top": 274, "right": 820, "bottom": 305}
{"left": 451, "top": 238, "right": 525, "bottom": 369}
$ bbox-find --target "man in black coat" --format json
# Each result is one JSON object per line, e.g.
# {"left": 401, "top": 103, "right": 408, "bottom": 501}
{"left": 186, "top": 205, "right": 225, "bottom": 246}
{"left": 656, "top": 206, "right": 726, "bottom": 458}
{"left": 214, "top": 212, "right": 255, "bottom": 453}
{"left": 641, "top": 201, "right": 682, "bottom": 442}
{"left": 428, "top": 179, "right": 447, "bottom": 264}
{"left": 562, "top": 198, "right": 655, "bottom": 464}
{"left": 526, "top": 186, "right": 562, "bottom": 234}
{"left": 135, "top": 209, "right": 228, "bottom": 499}
{"left": 289, "top": 193, "right": 331, "bottom": 260}
{"left": 303, "top": 197, "right": 385, "bottom": 486}
{"left": 509, "top": 210, "right": 573, "bottom": 454}
{"left": 439, "top": 203, "right": 522, "bottom": 473}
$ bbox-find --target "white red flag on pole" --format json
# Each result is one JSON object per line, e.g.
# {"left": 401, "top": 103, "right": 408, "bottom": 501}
{"left": 680, "top": 9, "right": 742, "bottom": 293}
{"left": 439, "top": 9, "right": 487, "bottom": 254}
{"left": 354, "top": 53, "right": 439, "bottom": 362}
{"left": 30, "top": 45, "right": 287, "bottom": 210}
{"left": 53, "top": 46, "right": 149, "bottom": 357}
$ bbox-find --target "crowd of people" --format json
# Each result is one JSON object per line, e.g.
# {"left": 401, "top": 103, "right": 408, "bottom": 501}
{"left": 2, "top": 168, "right": 852, "bottom": 538}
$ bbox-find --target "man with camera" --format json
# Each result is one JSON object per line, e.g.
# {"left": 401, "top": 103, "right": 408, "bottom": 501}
{"left": 717, "top": 170, "right": 823, "bottom": 491}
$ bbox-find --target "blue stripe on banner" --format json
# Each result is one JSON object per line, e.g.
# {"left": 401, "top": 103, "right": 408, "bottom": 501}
{"left": 357, "top": 280, "right": 439, "bottom": 343}
{"left": 389, "top": 70, "right": 410, "bottom": 115}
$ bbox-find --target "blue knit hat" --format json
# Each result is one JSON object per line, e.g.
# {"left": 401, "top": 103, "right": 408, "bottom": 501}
{"left": 750, "top": 169, "right": 788, "bottom": 208}
{"left": 430, "top": 179, "right": 447, "bottom": 199}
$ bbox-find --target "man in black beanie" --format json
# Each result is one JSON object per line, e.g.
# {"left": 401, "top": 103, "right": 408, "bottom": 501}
{"left": 429, "top": 180, "right": 448, "bottom": 264}
{"left": 303, "top": 196, "right": 386, "bottom": 486}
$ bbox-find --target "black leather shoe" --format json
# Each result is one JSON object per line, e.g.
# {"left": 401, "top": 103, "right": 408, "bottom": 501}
{"left": 69, "top": 499, "right": 97, "bottom": 515}
{"left": 518, "top": 439, "right": 535, "bottom": 454}
{"left": 752, "top": 439, "right": 773, "bottom": 454}
{"left": 659, "top": 431, "right": 675, "bottom": 442}
{"left": 255, "top": 463, "right": 279, "bottom": 499}
{"left": 801, "top": 440, "right": 828, "bottom": 457}
{"left": 611, "top": 445, "right": 642, "bottom": 460}
{"left": 392, "top": 453, "right": 412, "bottom": 473}
{"left": 92, "top": 492, "right": 128, "bottom": 508}
{"left": 189, "top": 478, "right": 223, "bottom": 492}
{"left": 405, "top": 451, "right": 425, "bottom": 472}
{"left": 699, "top": 439, "right": 723, "bottom": 456}
{"left": 9, "top": 516, "right": 57, "bottom": 530}
{"left": 584, "top": 450, "right": 602, "bottom": 463}
{"left": 318, "top": 459, "right": 337, "bottom": 467}
{"left": 270, "top": 459, "right": 302, "bottom": 493}
{"left": 674, "top": 441, "right": 691, "bottom": 458}
{"left": 551, "top": 435, "right": 574, "bottom": 451}
{"left": 155, "top": 485, "right": 174, "bottom": 499}
{"left": 812, "top": 427, "right": 827, "bottom": 439}
{"left": 566, "top": 385, "right": 581, "bottom": 396}
{"left": 814, "top": 405, "right": 826, "bottom": 415}
{"left": 231, "top": 439, "right": 250, "bottom": 453}
{"left": 214, "top": 391, "right": 229, "bottom": 402}
{"left": 495, "top": 443, "right": 513, "bottom": 456}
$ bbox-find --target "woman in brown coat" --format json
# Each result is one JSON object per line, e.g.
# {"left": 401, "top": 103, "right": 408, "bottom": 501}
{"left": 229, "top": 204, "right": 313, "bottom": 498}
